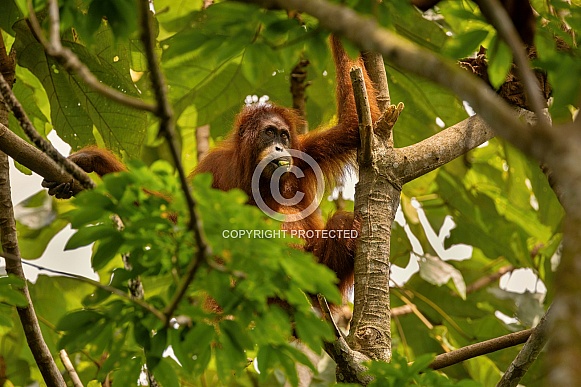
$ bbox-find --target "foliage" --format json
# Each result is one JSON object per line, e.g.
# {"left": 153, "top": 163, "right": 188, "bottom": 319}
{"left": 0, "top": 0, "right": 578, "bottom": 385}
{"left": 363, "top": 353, "right": 481, "bottom": 387}
{"left": 54, "top": 162, "right": 338, "bottom": 385}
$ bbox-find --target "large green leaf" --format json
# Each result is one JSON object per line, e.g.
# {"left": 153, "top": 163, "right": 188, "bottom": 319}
{"left": 11, "top": 66, "right": 52, "bottom": 142}
{"left": 390, "top": 70, "right": 468, "bottom": 147}
{"left": 0, "top": 0, "right": 23, "bottom": 34}
{"left": 13, "top": 20, "right": 147, "bottom": 156}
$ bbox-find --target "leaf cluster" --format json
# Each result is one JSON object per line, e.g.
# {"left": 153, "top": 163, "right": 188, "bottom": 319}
{"left": 55, "top": 163, "right": 340, "bottom": 385}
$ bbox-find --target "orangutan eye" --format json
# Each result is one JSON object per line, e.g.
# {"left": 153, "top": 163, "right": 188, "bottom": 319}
{"left": 281, "top": 132, "right": 290, "bottom": 144}
{"left": 265, "top": 127, "right": 275, "bottom": 137}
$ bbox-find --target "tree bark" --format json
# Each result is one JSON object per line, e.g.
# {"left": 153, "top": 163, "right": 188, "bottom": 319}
{"left": 348, "top": 67, "right": 401, "bottom": 362}
{"left": 0, "top": 33, "right": 66, "bottom": 387}
{"left": 498, "top": 307, "right": 551, "bottom": 387}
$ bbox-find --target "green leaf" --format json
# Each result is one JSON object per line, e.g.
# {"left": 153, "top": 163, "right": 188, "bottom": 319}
{"left": 0, "top": 275, "right": 27, "bottom": 307}
{"left": 390, "top": 222, "right": 413, "bottom": 268}
{"left": 242, "top": 43, "right": 270, "bottom": 85}
{"left": 257, "top": 345, "right": 277, "bottom": 379}
{"left": 149, "top": 328, "right": 168, "bottom": 359}
{"left": 465, "top": 356, "right": 502, "bottom": 386}
{"left": 294, "top": 311, "right": 333, "bottom": 350}
{"left": 282, "top": 344, "right": 315, "bottom": 372}
{"left": 152, "top": 357, "right": 180, "bottom": 387}
{"left": 444, "top": 29, "right": 490, "bottom": 59}
{"left": 154, "top": 0, "right": 203, "bottom": 32}
{"left": 215, "top": 327, "right": 248, "bottom": 381}
{"left": 488, "top": 35, "right": 513, "bottom": 88}
{"left": 182, "top": 323, "right": 215, "bottom": 374}
{"left": 68, "top": 191, "right": 116, "bottom": 227}
{"left": 57, "top": 310, "right": 104, "bottom": 331}
{"left": 66, "top": 224, "right": 118, "bottom": 250}
{"left": 391, "top": 71, "right": 467, "bottom": 148}
{"left": 12, "top": 66, "right": 51, "bottom": 139}
{"left": 92, "top": 234, "right": 124, "bottom": 270}
{"left": 102, "top": 173, "right": 134, "bottom": 201}
{"left": 0, "top": 306, "right": 14, "bottom": 327}
{"left": 111, "top": 356, "right": 143, "bottom": 387}
{"left": 87, "top": 0, "right": 138, "bottom": 39}
{"left": 276, "top": 349, "right": 300, "bottom": 387}
{"left": 408, "top": 353, "right": 437, "bottom": 374}
{"left": 0, "top": 0, "right": 23, "bottom": 34}
{"left": 13, "top": 19, "right": 147, "bottom": 155}
{"left": 221, "top": 320, "right": 254, "bottom": 351}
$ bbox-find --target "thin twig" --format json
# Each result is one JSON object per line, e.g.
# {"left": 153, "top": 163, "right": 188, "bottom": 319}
{"left": 0, "top": 72, "right": 96, "bottom": 190}
{"left": 59, "top": 350, "right": 83, "bottom": 387}
{"left": 350, "top": 66, "right": 374, "bottom": 166}
{"left": 0, "top": 122, "right": 84, "bottom": 194}
{"left": 392, "top": 265, "right": 515, "bottom": 318}
{"left": 466, "top": 265, "right": 514, "bottom": 294}
{"left": 317, "top": 295, "right": 373, "bottom": 386}
{"left": 136, "top": 0, "right": 212, "bottom": 323}
{"left": 0, "top": 252, "right": 167, "bottom": 323}
{"left": 477, "top": 0, "right": 550, "bottom": 128}
{"left": 396, "top": 293, "right": 434, "bottom": 329}
{"left": 392, "top": 304, "right": 413, "bottom": 317}
{"left": 392, "top": 282, "right": 470, "bottom": 339}
{"left": 497, "top": 306, "right": 551, "bottom": 387}
{"left": 25, "top": 0, "right": 157, "bottom": 113}
{"left": 317, "top": 294, "right": 346, "bottom": 340}
{"left": 430, "top": 329, "right": 532, "bottom": 370}
{"left": 361, "top": 51, "right": 390, "bottom": 111}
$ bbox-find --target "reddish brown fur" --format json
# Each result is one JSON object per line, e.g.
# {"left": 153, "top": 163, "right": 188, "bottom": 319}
{"left": 58, "top": 36, "right": 380, "bottom": 298}
{"left": 195, "top": 36, "right": 380, "bottom": 295}
{"left": 66, "top": 146, "right": 127, "bottom": 176}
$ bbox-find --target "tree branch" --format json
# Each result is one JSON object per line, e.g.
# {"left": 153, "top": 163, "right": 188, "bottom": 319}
{"left": 361, "top": 51, "right": 390, "bottom": 111}
{"left": 0, "top": 72, "right": 95, "bottom": 191}
{"left": 348, "top": 65, "right": 401, "bottom": 362}
{"left": 0, "top": 42, "right": 65, "bottom": 384}
{"left": 466, "top": 265, "right": 514, "bottom": 294}
{"left": 314, "top": 295, "right": 372, "bottom": 384}
{"left": 351, "top": 67, "right": 374, "bottom": 166}
{"left": 59, "top": 350, "right": 83, "bottom": 387}
{"left": 0, "top": 251, "right": 167, "bottom": 323}
{"left": 235, "top": 0, "right": 557, "bottom": 165}
{"left": 136, "top": 0, "right": 212, "bottom": 323}
{"left": 396, "top": 115, "right": 493, "bottom": 184}
{"left": 0, "top": 122, "right": 83, "bottom": 193}
{"left": 392, "top": 265, "right": 515, "bottom": 318}
{"left": 196, "top": 125, "right": 210, "bottom": 162}
{"left": 317, "top": 294, "right": 346, "bottom": 341}
{"left": 476, "top": 0, "right": 549, "bottom": 127}
{"left": 25, "top": 1, "right": 157, "bottom": 114}
{"left": 0, "top": 159, "right": 67, "bottom": 386}
{"left": 391, "top": 304, "right": 414, "bottom": 317}
{"left": 430, "top": 329, "right": 532, "bottom": 370}
{"left": 497, "top": 306, "right": 551, "bottom": 387}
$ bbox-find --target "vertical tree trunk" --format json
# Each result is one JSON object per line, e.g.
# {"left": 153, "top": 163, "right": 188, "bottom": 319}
{"left": 0, "top": 35, "right": 66, "bottom": 387}
{"left": 347, "top": 65, "right": 400, "bottom": 362}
